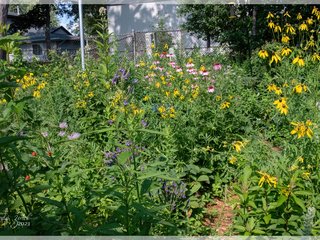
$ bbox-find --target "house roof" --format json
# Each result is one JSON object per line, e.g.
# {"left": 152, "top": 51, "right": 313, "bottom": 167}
{"left": 23, "top": 26, "right": 80, "bottom": 43}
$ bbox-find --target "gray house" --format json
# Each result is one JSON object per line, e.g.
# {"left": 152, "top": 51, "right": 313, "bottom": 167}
{"left": 7, "top": 13, "right": 80, "bottom": 61}
{"left": 20, "top": 26, "right": 81, "bottom": 61}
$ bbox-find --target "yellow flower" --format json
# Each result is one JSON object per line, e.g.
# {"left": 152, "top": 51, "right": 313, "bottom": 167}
{"left": 268, "top": 20, "right": 275, "bottom": 29}
{"left": 169, "top": 107, "right": 175, "bottom": 118}
{"left": 292, "top": 56, "right": 305, "bottom": 67}
{"left": 0, "top": 98, "right": 7, "bottom": 104}
{"left": 273, "top": 97, "right": 288, "bottom": 115}
{"left": 155, "top": 82, "right": 161, "bottom": 88}
{"left": 267, "top": 12, "right": 274, "bottom": 19}
{"left": 33, "top": 90, "right": 41, "bottom": 98}
{"left": 297, "top": 13, "right": 303, "bottom": 20}
{"left": 165, "top": 91, "right": 170, "bottom": 97}
{"left": 139, "top": 61, "right": 146, "bottom": 67}
{"left": 229, "top": 156, "right": 237, "bottom": 165}
{"left": 311, "top": 53, "right": 320, "bottom": 62}
{"left": 302, "top": 172, "right": 311, "bottom": 180}
{"left": 306, "top": 17, "right": 313, "bottom": 25}
{"left": 274, "top": 25, "right": 281, "bottom": 33}
{"left": 179, "top": 95, "right": 185, "bottom": 101}
{"left": 87, "top": 91, "right": 94, "bottom": 98}
{"left": 173, "top": 89, "right": 180, "bottom": 97}
{"left": 267, "top": 84, "right": 277, "bottom": 92}
{"left": 281, "top": 47, "right": 292, "bottom": 56}
{"left": 290, "top": 120, "right": 313, "bottom": 139}
{"left": 274, "top": 87, "right": 282, "bottom": 95}
{"left": 216, "top": 95, "right": 222, "bottom": 101}
{"left": 281, "top": 35, "right": 290, "bottom": 44}
{"left": 232, "top": 141, "right": 246, "bottom": 152}
{"left": 164, "top": 43, "right": 169, "bottom": 50}
{"left": 220, "top": 101, "right": 230, "bottom": 109}
{"left": 285, "top": 23, "right": 296, "bottom": 35}
{"left": 312, "top": 6, "right": 318, "bottom": 15}
{"left": 257, "top": 171, "right": 277, "bottom": 188}
{"left": 84, "top": 80, "right": 90, "bottom": 87}
{"left": 289, "top": 165, "right": 299, "bottom": 171}
{"left": 269, "top": 53, "right": 281, "bottom": 65}
{"left": 158, "top": 106, "right": 166, "bottom": 114}
{"left": 151, "top": 43, "right": 155, "bottom": 49}
{"left": 293, "top": 83, "right": 307, "bottom": 94}
{"left": 297, "top": 156, "right": 304, "bottom": 163}
{"left": 299, "top": 23, "right": 308, "bottom": 31}
{"left": 283, "top": 11, "right": 291, "bottom": 18}
{"left": 76, "top": 100, "right": 87, "bottom": 108}
{"left": 143, "top": 95, "right": 150, "bottom": 101}
{"left": 258, "top": 50, "right": 269, "bottom": 59}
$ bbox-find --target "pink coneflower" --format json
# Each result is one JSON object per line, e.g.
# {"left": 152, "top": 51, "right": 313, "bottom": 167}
{"left": 208, "top": 86, "right": 215, "bottom": 93}
{"left": 169, "top": 61, "right": 176, "bottom": 67}
{"left": 213, "top": 63, "right": 222, "bottom": 71}
{"left": 200, "top": 70, "right": 209, "bottom": 76}
{"left": 186, "top": 63, "right": 194, "bottom": 68}
{"left": 176, "top": 67, "right": 183, "bottom": 73}
{"left": 153, "top": 61, "right": 160, "bottom": 65}
{"left": 166, "top": 53, "right": 174, "bottom": 58}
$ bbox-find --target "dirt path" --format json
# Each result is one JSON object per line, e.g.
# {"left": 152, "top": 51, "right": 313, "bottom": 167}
{"left": 204, "top": 196, "right": 238, "bottom": 235}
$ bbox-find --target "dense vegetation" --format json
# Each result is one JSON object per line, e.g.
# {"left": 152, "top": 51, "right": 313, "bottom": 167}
{"left": 0, "top": 6, "right": 320, "bottom": 236}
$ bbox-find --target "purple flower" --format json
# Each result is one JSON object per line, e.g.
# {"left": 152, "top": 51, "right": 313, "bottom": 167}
{"left": 41, "top": 132, "right": 48, "bottom": 138}
{"left": 59, "top": 122, "right": 68, "bottom": 129}
{"left": 123, "top": 100, "right": 129, "bottom": 106}
{"left": 108, "top": 120, "right": 114, "bottom": 125}
{"left": 141, "top": 120, "right": 148, "bottom": 128}
{"left": 67, "top": 132, "right": 81, "bottom": 140}
{"left": 58, "top": 131, "right": 66, "bottom": 137}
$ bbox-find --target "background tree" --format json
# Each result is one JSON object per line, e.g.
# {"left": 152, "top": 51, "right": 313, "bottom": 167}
{"left": 0, "top": 1, "right": 8, "bottom": 60}
{"left": 178, "top": 4, "right": 319, "bottom": 61}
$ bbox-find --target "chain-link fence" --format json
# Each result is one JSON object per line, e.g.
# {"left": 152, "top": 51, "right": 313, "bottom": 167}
{"left": 109, "top": 29, "right": 211, "bottom": 60}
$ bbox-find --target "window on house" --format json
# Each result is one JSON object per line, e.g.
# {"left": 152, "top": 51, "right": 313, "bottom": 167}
{"left": 32, "top": 44, "right": 42, "bottom": 55}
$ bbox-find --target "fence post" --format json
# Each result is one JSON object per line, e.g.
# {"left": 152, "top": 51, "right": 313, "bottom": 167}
{"left": 132, "top": 29, "right": 136, "bottom": 64}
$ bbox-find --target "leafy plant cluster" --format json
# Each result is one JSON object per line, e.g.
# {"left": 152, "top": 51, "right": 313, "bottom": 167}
{"left": 0, "top": 6, "right": 319, "bottom": 236}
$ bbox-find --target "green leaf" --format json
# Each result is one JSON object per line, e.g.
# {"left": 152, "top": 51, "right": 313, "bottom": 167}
{"left": 36, "top": 196, "right": 64, "bottom": 208}
{"left": 190, "top": 182, "right": 201, "bottom": 194}
{"left": 233, "top": 225, "right": 246, "bottom": 232}
{"left": 276, "top": 194, "right": 288, "bottom": 207}
{"left": 0, "top": 136, "right": 28, "bottom": 146}
{"left": 0, "top": 81, "right": 19, "bottom": 89}
{"left": 117, "top": 151, "right": 132, "bottom": 165}
{"left": 263, "top": 214, "right": 272, "bottom": 224}
{"left": 292, "top": 194, "right": 306, "bottom": 211}
{"left": 190, "top": 201, "right": 199, "bottom": 208}
{"left": 136, "top": 128, "right": 165, "bottom": 135}
{"left": 294, "top": 190, "right": 313, "bottom": 196}
{"left": 197, "top": 175, "right": 209, "bottom": 182}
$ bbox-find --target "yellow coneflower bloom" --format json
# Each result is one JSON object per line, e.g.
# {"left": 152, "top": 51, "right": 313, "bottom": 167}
{"left": 267, "top": 84, "right": 277, "bottom": 92}
{"left": 158, "top": 106, "right": 166, "bottom": 114}
{"left": 269, "top": 53, "right": 281, "bottom": 65}
{"left": 292, "top": 56, "right": 305, "bottom": 67}
{"left": 33, "top": 90, "right": 41, "bottom": 98}
{"left": 306, "top": 17, "right": 313, "bottom": 25}
{"left": 232, "top": 141, "right": 246, "bottom": 152}
{"left": 273, "top": 97, "right": 288, "bottom": 115}
{"left": 299, "top": 23, "right": 308, "bottom": 31}
{"left": 281, "top": 35, "right": 290, "bottom": 44}
{"left": 274, "top": 87, "right": 282, "bottom": 95}
{"left": 312, "top": 6, "right": 318, "bottom": 15}
{"left": 274, "top": 25, "right": 282, "bottom": 33}
{"left": 143, "top": 95, "right": 150, "bottom": 101}
{"left": 285, "top": 23, "right": 296, "bottom": 35}
{"left": 302, "top": 171, "right": 311, "bottom": 180}
{"left": 311, "top": 53, "right": 320, "bottom": 62}
{"left": 257, "top": 171, "right": 277, "bottom": 188}
{"left": 220, "top": 101, "right": 230, "bottom": 109}
{"left": 281, "top": 47, "right": 292, "bottom": 56}
{"left": 283, "top": 11, "right": 291, "bottom": 18}
{"left": 297, "top": 156, "right": 304, "bottom": 163}
{"left": 293, "top": 83, "right": 308, "bottom": 94}
{"left": 290, "top": 120, "right": 313, "bottom": 139}
{"left": 229, "top": 156, "right": 237, "bottom": 165}
{"left": 268, "top": 20, "right": 275, "bottom": 29}
{"left": 258, "top": 50, "right": 269, "bottom": 59}
{"left": 297, "top": 13, "right": 303, "bottom": 20}
{"left": 267, "top": 12, "right": 274, "bottom": 19}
